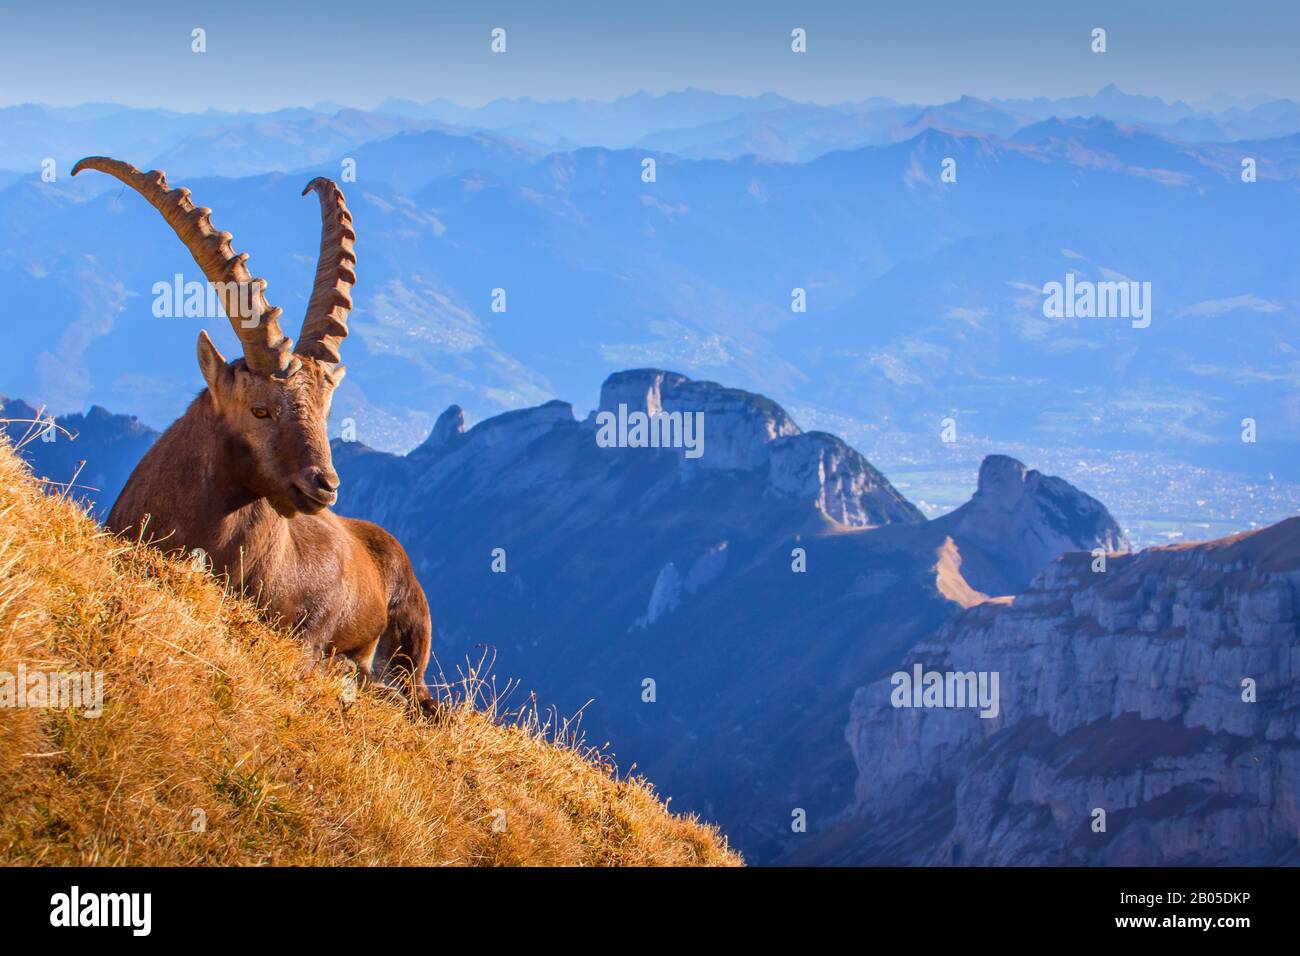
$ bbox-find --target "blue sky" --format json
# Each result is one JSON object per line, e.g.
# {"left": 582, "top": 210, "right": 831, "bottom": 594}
{"left": 2, "top": 0, "right": 1299, "bottom": 110}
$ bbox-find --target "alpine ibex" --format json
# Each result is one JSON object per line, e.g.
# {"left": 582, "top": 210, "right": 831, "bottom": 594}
{"left": 72, "top": 156, "right": 439, "bottom": 716}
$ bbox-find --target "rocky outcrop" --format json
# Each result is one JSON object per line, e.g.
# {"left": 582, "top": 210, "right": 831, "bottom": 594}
{"left": 832, "top": 519, "right": 1300, "bottom": 865}
{"left": 769, "top": 431, "right": 923, "bottom": 527}
{"left": 412, "top": 403, "right": 465, "bottom": 458}
{"left": 590, "top": 368, "right": 800, "bottom": 473}
{"left": 587, "top": 369, "right": 921, "bottom": 527}
{"left": 932, "top": 454, "right": 1127, "bottom": 595}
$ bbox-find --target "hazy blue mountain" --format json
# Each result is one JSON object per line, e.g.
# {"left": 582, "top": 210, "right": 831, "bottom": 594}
{"left": 897, "top": 96, "right": 1037, "bottom": 138}
{"left": 143, "top": 109, "right": 427, "bottom": 179}
{"left": 989, "top": 85, "right": 1300, "bottom": 142}
{"left": 10, "top": 87, "right": 1299, "bottom": 184}
{"left": 0, "top": 102, "right": 334, "bottom": 176}
{"left": 635, "top": 96, "right": 1043, "bottom": 161}
{"left": 1149, "top": 99, "right": 1300, "bottom": 143}
{"left": 787, "top": 124, "right": 1300, "bottom": 473}
{"left": 376, "top": 88, "right": 805, "bottom": 148}
{"left": 993, "top": 84, "right": 1199, "bottom": 125}
{"left": 1195, "top": 92, "right": 1279, "bottom": 113}
{"left": 0, "top": 395, "right": 157, "bottom": 517}
{"left": 634, "top": 103, "right": 919, "bottom": 160}
{"left": 5, "top": 108, "right": 1299, "bottom": 530}
{"left": 372, "top": 86, "right": 1300, "bottom": 158}
{"left": 292, "top": 127, "right": 541, "bottom": 194}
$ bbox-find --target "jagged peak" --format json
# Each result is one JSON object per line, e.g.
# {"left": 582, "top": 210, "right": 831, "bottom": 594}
{"left": 937, "top": 454, "right": 1128, "bottom": 595}
{"left": 413, "top": 404, "right": 466, "bottom": 457}
{"left": 597, "top": 369, "right": 692, "bottom": 416}
{"left": 968, "top": 453, "right": 1122, "bottom": 537}
{"left": 596, "top": 368, "right": 801, "bottom": 436}
{"left": 769, "top": 430, "right": 924, "bottom": 527}
{"left": 973, "top": 453, "right": 1031, "bottom": 506}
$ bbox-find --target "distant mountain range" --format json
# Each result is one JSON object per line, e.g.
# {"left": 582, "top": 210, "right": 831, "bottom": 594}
{"left": 7, "top": 86, "right": 1300, "bottom": 178}
{"left": 3, "top": 95, "right": 1298, "bottom": 546}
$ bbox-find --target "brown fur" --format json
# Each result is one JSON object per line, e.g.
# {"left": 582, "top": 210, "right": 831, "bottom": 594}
{"left": 71, "top": 157, "right": 435, "bottom": 715}
{"left": 107, "top": 346, "right": 439, "bottom": 717}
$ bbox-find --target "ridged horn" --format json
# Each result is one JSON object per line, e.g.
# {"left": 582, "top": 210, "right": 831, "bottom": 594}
{"left": 71, "top": 156, "right": 294, "bottom": 376}
{"left": 296, "top": 177, "right": 356, "bottom": 364}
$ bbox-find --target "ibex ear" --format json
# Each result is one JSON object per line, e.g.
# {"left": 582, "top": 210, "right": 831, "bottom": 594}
{"left": 196, "top": 331, "right": 233, "bottom": 397}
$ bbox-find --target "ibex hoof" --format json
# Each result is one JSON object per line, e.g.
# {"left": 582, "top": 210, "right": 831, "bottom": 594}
{"left": 418, "top": 697, "right": 450, "bottom": 724}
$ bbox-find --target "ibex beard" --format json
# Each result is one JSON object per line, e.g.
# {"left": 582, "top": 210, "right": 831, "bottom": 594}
{"left": 72, "top": 156, "right": 440, "bottom": 719}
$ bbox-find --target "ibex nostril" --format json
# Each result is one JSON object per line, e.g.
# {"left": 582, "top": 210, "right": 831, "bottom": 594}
{"left": 314, "top": 470, "right": 340, "bottom": 495}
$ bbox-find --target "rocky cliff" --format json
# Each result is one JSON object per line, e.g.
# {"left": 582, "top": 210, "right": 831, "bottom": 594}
{"left": 820, "top": 519, "right": 1300, "bottom": 865}
{"left": 587, "top": 369, "right": 923, "bottom": 526}
{"left": 930, "top": 453, "right": 1128, "bottom": 595}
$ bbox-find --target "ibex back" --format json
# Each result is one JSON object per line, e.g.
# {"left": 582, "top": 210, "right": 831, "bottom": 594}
{"left": 73, "top": 156, "right": 438, "bottom": 716}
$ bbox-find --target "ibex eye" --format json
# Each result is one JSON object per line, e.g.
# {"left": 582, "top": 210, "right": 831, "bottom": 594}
{"left": 251, "top": 407, "right": 270, "bottom": 419}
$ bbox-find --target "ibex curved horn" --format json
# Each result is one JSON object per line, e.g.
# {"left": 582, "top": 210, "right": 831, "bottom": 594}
{"left": 296, "top": 178, "right": 356, "bottom": 364}
{"left": 71, "top": 156, "right": 294, "bottom": 376}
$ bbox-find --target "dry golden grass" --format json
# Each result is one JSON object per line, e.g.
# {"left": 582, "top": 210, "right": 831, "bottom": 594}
{"left": 0, "top": 436, "right": 740, "bottom": 866}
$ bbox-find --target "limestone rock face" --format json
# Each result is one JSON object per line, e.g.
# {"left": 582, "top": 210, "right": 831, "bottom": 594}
{"left": 769, "top": 431, "right": 922, "bottom": 527}
{"left": 591, "top": 369, "right": 921, "bottom": 527}
{"left": 837, "top": 519, "right": 1300, "bottom": 866}
{"left": 594, "top": 368, "right": 799, "bottom": 472}
{"left": 933, "top": 454, "right": 1128, "bottom": 595}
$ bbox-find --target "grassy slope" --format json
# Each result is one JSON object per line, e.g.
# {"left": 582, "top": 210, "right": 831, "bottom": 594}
{"left": 0, "top": 439, "right": 739, "bottom": 866}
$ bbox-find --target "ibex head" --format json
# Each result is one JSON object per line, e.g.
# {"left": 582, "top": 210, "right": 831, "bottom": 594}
{"left": 72, "top": 157, "right": 356, "bottom": 517}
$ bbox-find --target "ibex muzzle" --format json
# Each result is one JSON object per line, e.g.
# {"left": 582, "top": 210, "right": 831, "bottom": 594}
{"left": 73, "top": 157, "right": 439, "bottom": 718}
